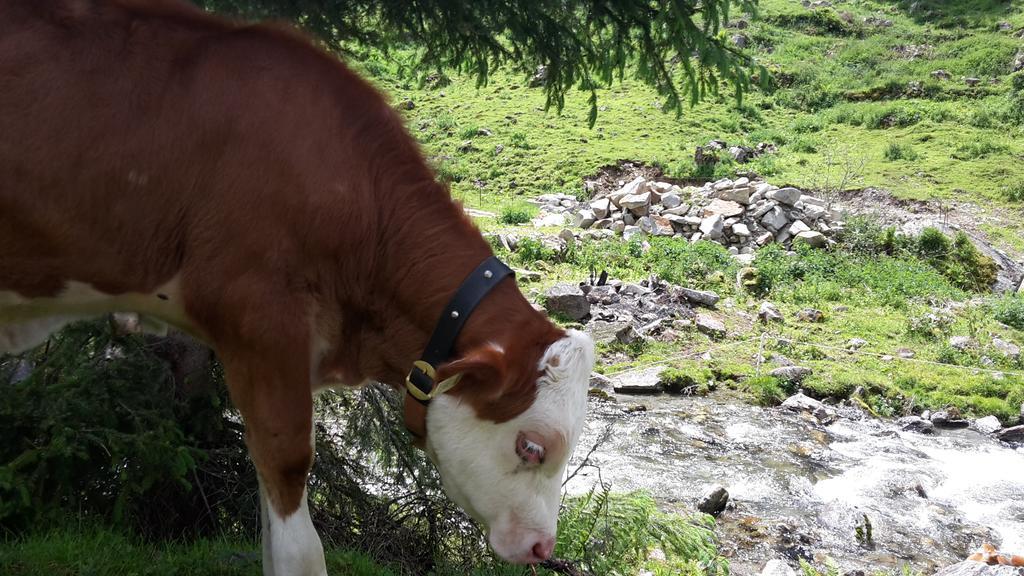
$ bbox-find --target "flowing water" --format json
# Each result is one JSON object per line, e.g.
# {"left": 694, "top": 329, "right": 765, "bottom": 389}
{"left": 564, "top": 391, "right": 1024, "bottom": 575}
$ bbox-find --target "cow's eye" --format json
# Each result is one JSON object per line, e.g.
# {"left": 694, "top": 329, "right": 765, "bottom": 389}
{"left": 516, "top": 431, "right": 546, "bottom": 465}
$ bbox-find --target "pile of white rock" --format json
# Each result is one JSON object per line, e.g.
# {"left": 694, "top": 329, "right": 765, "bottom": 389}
{"left": 534, "top": 176, "right": 846, "bottom": 258}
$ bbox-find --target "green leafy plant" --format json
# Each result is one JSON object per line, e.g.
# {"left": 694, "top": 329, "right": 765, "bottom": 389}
{"left": 497, "top": 201, "right": 535, "bottom": 225}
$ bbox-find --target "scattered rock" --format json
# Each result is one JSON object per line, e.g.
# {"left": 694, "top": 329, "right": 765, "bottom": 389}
{"left": 696, "top": 313, "right": 727, "bottom": 339}
{"left": 931, "top": 69, "right": 952, "bottom": 81}
{"left": 965, "top": 77, "right": 981, "bottom": 87}
{"left": 847, "top": 338, "right": 868, "bottom": 350}
{"left": 973, "top": 416, "right": 1003, "bottom": 435}
{"left": 677, "top": 287, "right": 720, "bottom": 308}
{"left": 932, "top": 560, "right": 1024, "bottom": 575}
{"left": 796, "top": 308, "right": 825, "bottom": 323}
{"left": 612, "top": 369, "right": 663, "bottom": 395}
{"left": 897, "top": 348, "right": 916, "bottom": 359}
{"left": 544, "top": 283, "right": 591, "bottom": 321}
{"left": 794, "top": 230, "right": 828, "bottom": 248}
{"left": 930, "top": 410, "right": 970, "bottom": 429}
{"left": 589, "top": 372, "right": 613, "bottom": 390}
{"left": 771, "top": 366, "right": 812, "bottom": 383}
{"left": 758, "top": 302, "right": 784, "bottom": 323}
{"left": 772, "top": 187, "right": 802, "bottom": 206}
{"left": 992, "top": 337, "right": 1020, "bottom": 359}
{"left": 898, "top": 416, "right": 936, "bottom": 434}
{"left": 949, "top": 336, "right": 975, "bottom": 351}
{"left": 397, "top": 98, "right": 415, "bottom": 110}
{"left": 760, "top": 559, "right": 798, "bottom": 576}
{"left": 697, "top": 486, "right": 730, "bottom": 516}
{"left": 781, "top": 392, "right": 836, "bottom": 424}
{"left": 996, "top": 425, "right": 1024, "bottom": 444}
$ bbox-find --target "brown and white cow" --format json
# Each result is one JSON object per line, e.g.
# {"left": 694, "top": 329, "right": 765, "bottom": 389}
{"left": 0, "top": 1, "right": 595, "bottom": 573}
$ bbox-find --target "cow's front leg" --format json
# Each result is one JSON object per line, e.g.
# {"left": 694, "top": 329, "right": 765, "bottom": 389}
{"left": 220, "top": 337, "right": 327, "bottom": 576}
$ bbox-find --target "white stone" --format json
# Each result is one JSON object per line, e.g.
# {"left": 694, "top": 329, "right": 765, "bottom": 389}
{"left": 703, "top": 199, "right": 745, "bottom": 218}
{"left": 760, "top": 206, "right": 789, "bottom": 230}
{"left": 731, "top": 223, "right": 751, "bottom": 237}
{"left": 788, "top": 220, "right": 811, "bottom": 236}
{"left": 794, "top": 230, "right": 827, "bottom": 248}
{"left": 622, "top": 225, "right": 643, "bottom": 240}
{"left": 773, "top": 187, "right": 802, "bottom": 206}
{"left": 590, "top": 197, "right": 612, "bottom": 218}
{"left": 610, "top": 177, "right": 646, "bottom": 206}
{"left": 700, "top": 215, "right": 725, "bottom": 239}
{"left": 575, "top": 209, "right": 596, "bottom": 228}
{"left": 760, "top": 559, "right": 797, "bottom": 576}
{"left": 661, "top": 193, "right": 682, "bottom": 209}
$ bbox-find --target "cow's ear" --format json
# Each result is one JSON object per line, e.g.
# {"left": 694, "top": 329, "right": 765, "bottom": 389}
{"left": 435, "top": 343, "right": 507, "bottom": 390}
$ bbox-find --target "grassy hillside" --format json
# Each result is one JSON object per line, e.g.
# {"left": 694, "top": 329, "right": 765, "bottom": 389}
{"left": 347, "top": 0, "right": 1024, "bottom": 421}
{"left": 356, "top": 0, "right": 1024, "bottom": 252}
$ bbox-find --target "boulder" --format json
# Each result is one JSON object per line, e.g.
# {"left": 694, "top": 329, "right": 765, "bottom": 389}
{"left": 717, "top": 187, "right": 751, "bottom": 205}
{"left": 771, "top": 366, "right": 812, "bottom": 383}
{"left": 661, "top": 193, "right": 682, "bottom": 209}
{"left": 651, "top": 215, "right": 675, "bottom": 236}
{"left": 610, "top": 177, "right": 646, "bottom": 205}
{"left": 586, "top": 320, "right": 632, "bottom": 345}
{"left": 731, "top": 222, "right": 751, "bottom": 237}
{"left": 697, "top": 486, "right": 729, "bottom": 516}
{"left": 788, "top": 220, "right": 811, "bottom": 236}
{"left": 758, "top": 302, "right": 784, "bottom": 323}
{"left": 973, "top": 415, "right": 1003, "bottom": 435}
{"left": 575, "top": 209, "right": 596, "bottom": 229}
{"left": 620, "top": 192, "right": 652, "bottom": 214}
{"left": 760, "top": 560, "right": 798, "bottom": 576}
{"left": 898, "top": 416, "right": 935, "bottom": 434}
{"left": 760, "top": 206, "right": 789, "bottom": 231}
{"left": 780, "top": 392, "right": 836, "bottom": 424}
{"left": 992, "top": 337, "right": 1021, "bottom": 359}
{"left": 996, "top": 425, "right": 1024, "bottom": 444}
{"left": 700, "top": 215, "right": 725, "bottom": 239}
{"left": 848, "top": 338, "right": 868, "bottom": 350}
{"left": 544, "top": 283, "right": 590, "bottom": 321}
{"left": 696, "top": 313, "right": 726, "bottom": 339}
{"left": 589, "top": 372, "right": 613, "bottom": 391}
{"left": 703, "top": 199, "right": 745, "bottom": 218}
{"left": 590, "top": 197, "right": 613, "bottom": 218}
{"left": 930, "top": 410, "right": 970, "bottom": 429}
{"left": 796, "top": 308, "right": 825, "bottom": 323}
{"left": 677, "top": 287, "right": 721, "bottom": 308}
{"left": 794, "top": 230, "right": 828, "bottom": 248}
{"left": 622, "top": 225, "right": 643, "bottom": 241}
{"left": 949, "top": 336, "right": 975, "bottom": 351}
{"left": 772, "top": 187, "right": 802, "bottom": 206}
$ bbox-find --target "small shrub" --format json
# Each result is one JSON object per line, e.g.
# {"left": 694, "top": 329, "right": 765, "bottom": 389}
{"left": 508, "top": 131, "right": 532, "bottom": 149}
{"left": 906, "top": 311, "right": 955, "bottom": 340}
{"left": 744, "top": 375, "right": 787, "bottom": 406}
{"left": 513, "top": 236, "right": 558, "bottom": 265}
{"left": 883, "top": 141, "right": 919, "bottom": 161}
{"left": 916, "top": 227, "right": 950, "bottom": 257}
{"left": 433, "top": 112, "right": 457, "bottom": 132}
{"left": 1003, "top": 182, "right": 1024, "bottom": 203}
{"left": 791, "top": 136, "right": 819, "bottom": 153}
{"left": 497, "top": 202, "right": 535, "bottom": 225}
{"left": 993, "top": 295, "right": 1024, "bottom": 331}
{"left": 659, "top": 367, "right": 714, "bottom": 395}
{"left": 952, "top": 139, "right": 1009, "bottom": 160}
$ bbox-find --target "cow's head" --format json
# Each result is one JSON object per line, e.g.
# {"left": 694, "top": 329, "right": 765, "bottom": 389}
{"left": 423, "top": 329, "right": 594, "bottom": 564}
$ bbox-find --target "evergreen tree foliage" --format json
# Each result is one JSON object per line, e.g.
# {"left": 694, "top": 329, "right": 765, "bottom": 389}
{"left": 197, "top": 0, "right": 766, "bottom": 125}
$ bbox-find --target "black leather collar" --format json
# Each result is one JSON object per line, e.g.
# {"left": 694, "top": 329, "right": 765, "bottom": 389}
{"left": 405, "top": 256, "right": 514, "bottom": 406}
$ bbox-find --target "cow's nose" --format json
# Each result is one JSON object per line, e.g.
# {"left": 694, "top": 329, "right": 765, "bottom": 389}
{"left": 532, "top": 536, "right": 555, "bottom": 561}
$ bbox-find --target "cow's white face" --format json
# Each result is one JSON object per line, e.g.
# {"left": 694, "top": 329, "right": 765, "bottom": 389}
{"left": 424, "top": 329, "right": 594, "bottom": 564}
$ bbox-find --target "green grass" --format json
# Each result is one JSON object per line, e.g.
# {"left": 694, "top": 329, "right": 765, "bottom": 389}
{"left": 0, "top": 492, "right": 729, "bottom": 576}
{"left": 0, "top": 528, "right": 394, "bottom": 576}
{"left": 348, "top": 0, "right": 1024, "bottom": 260}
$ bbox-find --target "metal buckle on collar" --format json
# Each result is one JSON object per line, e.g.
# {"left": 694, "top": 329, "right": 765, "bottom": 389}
{"left": 404, "top": 360, "right": 463, "bottom": 402}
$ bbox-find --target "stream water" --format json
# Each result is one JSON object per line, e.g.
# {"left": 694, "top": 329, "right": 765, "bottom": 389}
{"left": 564, "top": 390, "right": 1024, "bottom": 575}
